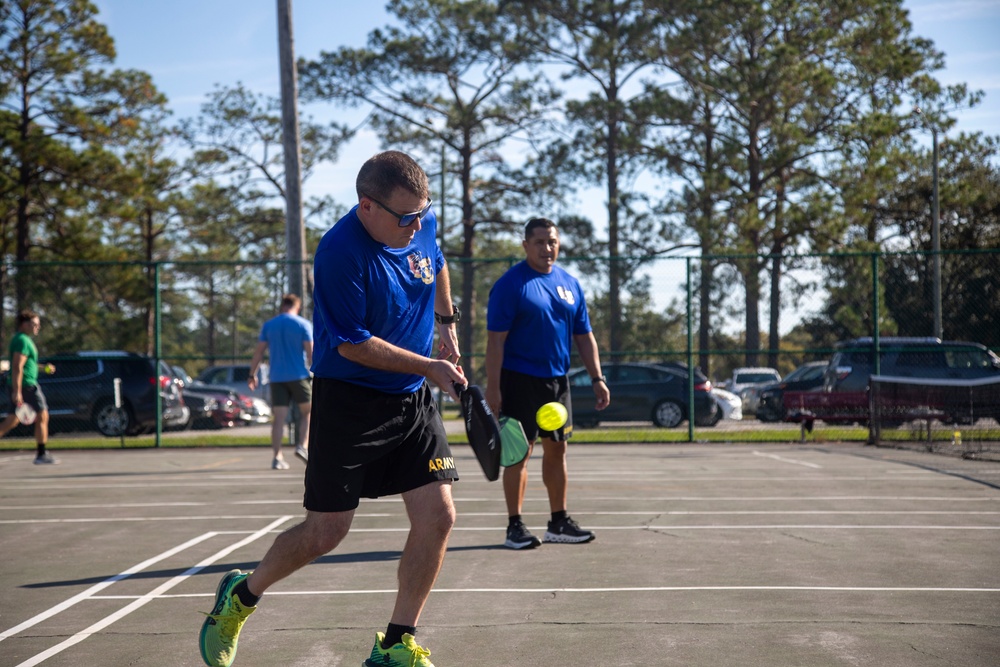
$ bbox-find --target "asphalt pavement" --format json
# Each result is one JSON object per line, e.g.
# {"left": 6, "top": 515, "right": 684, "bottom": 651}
{"left": 1, "top": 442, "right": 998, "bottom": 666}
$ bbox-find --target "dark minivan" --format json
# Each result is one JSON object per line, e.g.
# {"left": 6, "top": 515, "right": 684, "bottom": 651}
{"left": 0, "top": 351, "right": 188, "bottom": 436}
{"left": 825, "top": 337, "right": 1000, "bottom": 392}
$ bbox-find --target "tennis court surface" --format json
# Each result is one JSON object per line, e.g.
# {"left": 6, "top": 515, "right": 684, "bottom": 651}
{"left": 2, "top": 442, "right": 999, "bottom": 666}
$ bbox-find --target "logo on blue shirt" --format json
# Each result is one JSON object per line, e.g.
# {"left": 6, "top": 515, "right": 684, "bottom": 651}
{"left": 408, "top": 252, "right": 434, "bottom": 285}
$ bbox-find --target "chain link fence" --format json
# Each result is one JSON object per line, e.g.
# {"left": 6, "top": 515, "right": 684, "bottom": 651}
{"left": 1, "top": 249, "right": 997, "bottom": 455}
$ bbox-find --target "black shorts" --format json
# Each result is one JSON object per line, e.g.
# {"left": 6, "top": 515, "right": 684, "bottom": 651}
{"left": 499, "top": 368, "right": 572, "bottom": 443}
{"left": 304, "top": 378, "right": 458, "bottom": 512}
{"left": 20, "top": 384, "right": 48, "bottom": 414}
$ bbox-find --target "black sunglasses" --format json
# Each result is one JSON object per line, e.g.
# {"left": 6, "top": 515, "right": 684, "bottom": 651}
{"left": 363, "top": 193, "right": 433, "bottom": 227}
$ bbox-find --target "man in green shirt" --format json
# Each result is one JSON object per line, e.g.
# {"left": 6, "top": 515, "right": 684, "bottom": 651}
{"left": 0, "top": 310, "right": 56, "bottom": 463}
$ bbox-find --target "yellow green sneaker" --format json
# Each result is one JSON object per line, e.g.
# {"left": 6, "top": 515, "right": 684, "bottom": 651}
{"left": 199, "top": 569, "right": 256, "bottom": 667}
{"left": 363, "top": 631, "right": 435, "bottom": 667}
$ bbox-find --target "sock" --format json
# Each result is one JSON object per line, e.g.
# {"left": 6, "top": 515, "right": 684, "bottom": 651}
{"left": 36, "top": 443, "right": 46, "bottom": 457}
{"left": 382, "top": 623, "right": 416, "bottom": 648}
{"left": 508, "top": 514, "right": 522, "bottom": 527}
{"left": 232, "top": 578, "right": 261, "bottom": 607}
{"left": 551, "top": 510, "right": 568, "bottom": 523}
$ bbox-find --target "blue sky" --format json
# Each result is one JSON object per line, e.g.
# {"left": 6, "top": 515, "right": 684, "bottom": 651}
{"left": 91, "top": 0, "right": 1000, "bottom": 212}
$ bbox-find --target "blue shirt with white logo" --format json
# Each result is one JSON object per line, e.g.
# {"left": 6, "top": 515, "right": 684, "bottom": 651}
{"left": 487, "top": 261, "right": 592, "bottom": 377}
{"left": 312, "top": 205, "right": 443, "bottom": 393}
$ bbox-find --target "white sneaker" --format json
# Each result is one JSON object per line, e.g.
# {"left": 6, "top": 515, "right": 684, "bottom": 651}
{"left": 271, "top": 457, "right": 290, "bottom": 470}
{"left": 294, "top": 446, "right": 308, "bottom": 463}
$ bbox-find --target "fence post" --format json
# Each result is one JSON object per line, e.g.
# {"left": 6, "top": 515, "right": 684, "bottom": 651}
{"left": 686, "top": 257, "right": 694, "bottom": 443}
{"left": 871, "top": 252, "right": 880, "bottom": 377}
{"left": 155, "top": 262, "right": 162, "bottom": 448}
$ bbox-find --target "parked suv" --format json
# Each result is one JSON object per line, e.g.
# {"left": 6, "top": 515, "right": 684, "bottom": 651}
{"left": 825, "top": 337, "right": 1000, "bottom": 391}
{"left": 0, "top": 352, "right": 188, "bottom": 436}
{"left": 785, "top": 338, "right": 1000, "bottom": 425}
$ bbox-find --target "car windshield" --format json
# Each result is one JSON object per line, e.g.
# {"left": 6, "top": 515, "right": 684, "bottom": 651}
{"left": 736, "top": 372, "right": 778, "bottom": 383}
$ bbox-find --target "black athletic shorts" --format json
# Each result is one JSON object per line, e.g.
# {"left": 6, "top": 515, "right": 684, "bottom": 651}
{"left": 499, "top": 368, "right": 572, "bottom": 443}
{"left": 304, "top": 377, "right": 458, "bottom": 512}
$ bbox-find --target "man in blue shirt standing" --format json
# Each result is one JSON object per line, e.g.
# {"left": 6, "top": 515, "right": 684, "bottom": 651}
{"left": 200, "top": 151, "right": 465, "bottom": 667}
{"left": 248, "top": 293, "right": 313, "bottom": 470}
{"left": 486, "top": 218, "right": 611, "bottom": 550}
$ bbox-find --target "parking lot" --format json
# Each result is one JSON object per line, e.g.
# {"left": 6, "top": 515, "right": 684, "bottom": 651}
{"left": 1, "top": 442, "right": 999, "bottom": 666}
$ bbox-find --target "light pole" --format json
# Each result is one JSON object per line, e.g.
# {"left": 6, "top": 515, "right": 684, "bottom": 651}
{"left": 930, "top": 126, "right": 941, "bottom": 339}
{"left": 913, "top": 107, "right": 942, "bottom": 339}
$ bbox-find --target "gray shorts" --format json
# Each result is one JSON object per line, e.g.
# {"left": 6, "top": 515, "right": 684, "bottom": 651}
{"left": 270, "top": 378, "right": 312, "bottom": 407}
{"left": 19, "top": 384, "right": 48, "bottom": 414}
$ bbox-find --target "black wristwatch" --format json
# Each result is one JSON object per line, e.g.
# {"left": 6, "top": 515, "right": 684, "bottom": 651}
{"left": 435, "top": 304, "right": 460, "bottom": 325}
{"left": 591, "top": 375, "right": 607, "bottom": 385}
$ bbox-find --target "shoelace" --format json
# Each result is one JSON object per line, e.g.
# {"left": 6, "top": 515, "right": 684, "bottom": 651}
{"left": 203, "top": 598, "right": 249, "bottom": 641}
{"left": 408, "top": 642, "right": 431, "bottom": 666}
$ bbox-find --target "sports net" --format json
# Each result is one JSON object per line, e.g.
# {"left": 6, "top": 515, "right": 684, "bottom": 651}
{"left": 869, "top": 375, "right": 1000, "bottom": 460}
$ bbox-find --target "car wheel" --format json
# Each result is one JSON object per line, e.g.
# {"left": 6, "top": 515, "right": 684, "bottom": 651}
{"left": 94, "top": 400, "right": 132, "bottom": 437}
{"left": 652, "top": 400, "right": 684, "bottom": 428}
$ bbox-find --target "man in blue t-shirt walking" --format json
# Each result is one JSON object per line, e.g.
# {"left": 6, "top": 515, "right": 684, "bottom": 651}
{"left": 486, "top": 218, "right": 611, "bottom": 550}
{"left": 248, "top": 294, "right": 313, "bottom": 470}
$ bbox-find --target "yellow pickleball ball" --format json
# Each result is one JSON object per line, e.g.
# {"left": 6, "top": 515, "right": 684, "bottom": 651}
{"left": 536, "top": 401, "right": 568, "bottom": 431}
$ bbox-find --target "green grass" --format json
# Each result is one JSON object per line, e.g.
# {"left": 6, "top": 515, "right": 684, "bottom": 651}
{"left": 0, "top": 422, "right": 879, "bottom": 451}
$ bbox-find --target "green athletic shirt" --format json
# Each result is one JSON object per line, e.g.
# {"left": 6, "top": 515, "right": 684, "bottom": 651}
{"left": 9, "top": 332, "right": 39, "bottom": 387}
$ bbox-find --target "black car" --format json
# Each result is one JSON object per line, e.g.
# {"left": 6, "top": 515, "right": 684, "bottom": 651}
{"left": 755, "top": 361, "right": 828, "bottom": 422}
{"left": 0, "top": 351, "right": 188, "bottom": 436}
{"left": 569, "top": 362, "right": 717, "bottom": 428}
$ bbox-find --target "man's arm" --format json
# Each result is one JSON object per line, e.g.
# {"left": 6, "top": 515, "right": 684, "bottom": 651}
{"left": 484, "top": 330, "right": 507, "bottom": 416}
{"left": 248, "top": 341, "right": 268, "bottom": 390}
{"left": 10, "top": 352, "right": 27, "bottom": 405}
{"left": 303, "top": 340, "right": 313, "bottom": 370}
{"left": 434, "top": 262, "right": 460, "bottom": 363}
{"left": 574, "top": 332, "right": 610, "bottom": 410}
{"left": 338, "top": 337, "right": 465, "bottom": 401}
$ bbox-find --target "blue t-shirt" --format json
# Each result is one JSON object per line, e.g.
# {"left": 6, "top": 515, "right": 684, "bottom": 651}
{"left": 259, "top": 312, "right": 313, "bottom": 382}
{"left": 487, "top": 261, "right": 592, "bottom": 377}
{"left": 312, "top": 205, "right": 444, "bottom": 393}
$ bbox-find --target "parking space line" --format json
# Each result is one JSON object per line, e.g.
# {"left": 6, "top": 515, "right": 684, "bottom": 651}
{"left": 10, "top": 515, "right": 293, "bottom": 667}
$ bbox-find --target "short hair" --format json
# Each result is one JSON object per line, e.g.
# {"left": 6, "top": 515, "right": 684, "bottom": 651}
{"left": 16, "top": 309, "right": 38, "bottom": 327}
{"left": 524, "top": 217, "right": 557, "bottom": 240}
{"left": 280, "top": 294, "right": 301, "bottom": 310}
{"left": 356, "top": 151, "right": 429, "bottom": 202}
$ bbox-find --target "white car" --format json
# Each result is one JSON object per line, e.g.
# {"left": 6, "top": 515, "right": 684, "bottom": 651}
{"left": 710, "top": 387, "right": 743, "bottom": 424}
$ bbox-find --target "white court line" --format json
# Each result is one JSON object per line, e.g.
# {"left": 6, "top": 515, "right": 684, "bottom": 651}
{"left": 5, "top": 509, "right": 1000, "bottom": 526}
{"left": 6, "top": 475, "right": 975, "bottom": 491}
{"left": 0, "top": 455, "right": 35, "bottom": 465}
{"left": 0, "top": 532, "right": 218, "bottom": 643}
{"left": 11, "top": 515, "right": 293, "bottom": 667}
{"left": 344, "top": 525, "right": 1000, "bottom": 532}
{"left": 753, "top": 450, "right": 823, "bottom": 468}
{"left": 89, "top": 584, "right": 1000, "bottom": 599}
{"left": 2, "top": 495, "right": 997, "bottom": 511}
{"left": 0, "top": 515, "right": 292, "bottom": 525}
{"left": 0, "top": 502, "right": 207, "bottom": 510}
